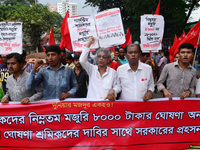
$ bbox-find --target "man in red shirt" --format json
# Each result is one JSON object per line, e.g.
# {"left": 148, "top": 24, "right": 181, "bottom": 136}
{"left": 107, "top": 59, "right": 119, "bottom": 70}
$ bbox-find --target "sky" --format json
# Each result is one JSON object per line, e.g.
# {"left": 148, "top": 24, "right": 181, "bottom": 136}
{"left": 38, "top": 0, "right": 98, "bottom": 16}
{"left": 38, "top": 0, "right": 200, "bottom": 22}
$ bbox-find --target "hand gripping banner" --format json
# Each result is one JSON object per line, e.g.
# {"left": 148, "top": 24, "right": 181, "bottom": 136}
{"left": 1, "top": 99, "right": 200, "bottom": 150}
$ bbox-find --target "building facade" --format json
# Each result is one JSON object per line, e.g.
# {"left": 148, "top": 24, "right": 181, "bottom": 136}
{"left": 57, "top": 0, "right": 78, "bottom": 18}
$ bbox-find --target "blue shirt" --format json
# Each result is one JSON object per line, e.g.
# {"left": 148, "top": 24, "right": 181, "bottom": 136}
{"left": 113, "top": 57, "right": 129, "bottom": 65}
{"left": 26, "top": 64, "right": 78, "bottom": 100}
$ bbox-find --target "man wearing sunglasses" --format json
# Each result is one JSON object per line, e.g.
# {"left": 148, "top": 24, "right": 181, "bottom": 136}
{"left": 79, "top": 37, "right": 117, "bottom": 101}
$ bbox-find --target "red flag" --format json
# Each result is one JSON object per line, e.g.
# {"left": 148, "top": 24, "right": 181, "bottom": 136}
{"left": 173, "top": 34, "right": 177, "bottom": 44}
{"left": 128, "top": 34, "right": 132, "bottom": 45}
{"left": 168, "top": 31, "right": 186, "bottom": 62}
{"left": 107, "top": 45, "right": 115, "bottom": 52}
{"left": 61, "top": 11, "right": 73, "bottom": 51}
{"left": 59, "top": 39, "right": 65, "bottom": 50}
{"left": 121, "top": 28, "right": 131, "bottom": 48}
{"left": 179, "top": 21, "right": 200, "bottom": 48}
{"left": 41, "top": 45, "right": 46, "bottom": 52}
{"left": 169, "top": 21, "right": 200, "bottom": 62}
{"left": 49, "top": 27, "right": 56, "bottom": 46}
{"left": 155, "top": 0, "right": 161, "bottom": 15}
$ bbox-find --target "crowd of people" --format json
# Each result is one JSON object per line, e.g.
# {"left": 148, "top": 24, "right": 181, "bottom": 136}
{"left": 0, "top": 37, "right": 199, "bottom": 104}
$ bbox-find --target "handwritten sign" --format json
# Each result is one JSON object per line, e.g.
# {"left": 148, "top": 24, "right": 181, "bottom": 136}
{"left": 140, "top": 15, "right": 164, "bottom": 52}
{"left": 0, "top": 21, "right": 22, "bottom": 54}
{"left": 95, "top": 8, "right": 125, "bottom": 47}
{"left": 68, "top": 16, "right": 99, "bottom": 51}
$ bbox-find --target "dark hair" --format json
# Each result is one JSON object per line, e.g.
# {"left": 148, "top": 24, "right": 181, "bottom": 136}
{"left": 179, "top": 43, "right": 195, "bottom": 53}
{"left": 164, "top": 51, "right": 169, "bottom": 57}
{"left": 66, "top": 53, "right": 73, "bottom": 60}
{"left": 74, "top": 55, "right": 80, "bottom": 61}
{"left": 174, "top": 52, "right": 179, "bottom": 57}
{"left": 61, "top": 49, "right": 66, "bottom": 54}
{"left": 7, "top": 53, "right": 25, "bottom": 64}
{"left": 141, "top": 52, "right": 150, "bottom": 57}
{"left": 46, "top": 45, "right": 61, "bottom": 54}
{"left": 125, "top": 44, "right": 142, "bottom": 53}
{"left": 115, "top": 48, "right": 119, "bottom": 53}
{"left": 22, "top": 50, "right": 26, "bottom": 57}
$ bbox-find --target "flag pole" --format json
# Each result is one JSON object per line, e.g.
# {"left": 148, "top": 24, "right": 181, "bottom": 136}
{"left": 192, "top": 33, "right": 200, "bottom": 66}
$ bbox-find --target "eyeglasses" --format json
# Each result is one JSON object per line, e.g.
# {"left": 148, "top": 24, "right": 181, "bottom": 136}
{"left": 97, "top": 55, "right": 108, "bottom": 59}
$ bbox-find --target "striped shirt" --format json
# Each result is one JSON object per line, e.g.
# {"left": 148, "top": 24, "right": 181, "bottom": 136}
{"left": 24, "top": 62, "right": 34, "bottom": 73}
{"left": 157, "top": 61, "right": 196, "bottom": 97}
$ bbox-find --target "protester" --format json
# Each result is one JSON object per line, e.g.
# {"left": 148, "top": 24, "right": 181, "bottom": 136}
{"left": 21, "top": 50, "right": 34, "bottom": 73}
{"left": 113, "top": 48, "right": 122, "bottom": 66}
{"left": 107, "top": 59, "right": 119, "bottom": 70}
{"left": 140, "top": 52, "right": 152, "bottom": 66}
{"left": 0, "top": 55, "right": 9, "bottom": 94}
{"left": 158, "top": 51, "right": 169, "bottom": 77}
{"left": 26, "top": 45, "right": 78, "bottom": 100}
{"left": 79, "top": 37, "right": 117, "bottom": 101}
{"left": 157, "top": 43, "right": 196, "bottom": 101}
{"left": 154, "top": 51, "right": 162, "bottom": 65}
{"left": 113, "top": 47, "right": 128, "bottom": 65}
{"left": 197, "top": 46, "right": 200, "bottom": 64}
{"left": 1, "top": 53, "right": 42, "bottom": 104}
{"left": 60, "top": 49, "right": 67, "bottom": 65}
{"left": 66, "top": 53, "right": 75, "bottom": 69}
{"left": 174, "top": 52, "right": 180, "bottom": 62}
{"left": 107, "top": 44, "right": 154, "bottom": 101}
{"left": 190, "top": 55, "right": 197, "bottom": 70}
{"left": 90, "top": 49, "right": 97, "bottom": 65}
{"left": 72, "top": 55, "right": 89, "bottom": 98}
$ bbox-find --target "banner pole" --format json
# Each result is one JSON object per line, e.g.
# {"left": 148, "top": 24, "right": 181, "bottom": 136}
{"left": 192, "top": 33, "right": 200, "bottom": 66}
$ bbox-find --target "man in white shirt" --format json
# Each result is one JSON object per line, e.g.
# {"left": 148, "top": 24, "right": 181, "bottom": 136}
{"left": 79, "top": 37, "right": 117, "bottom": 101}
{"left": 108, "top": 44, "right": 154, "bottom": 101}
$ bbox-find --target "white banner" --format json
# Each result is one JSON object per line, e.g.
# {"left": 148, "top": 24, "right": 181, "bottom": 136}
{"left": 140, "top": 15, "right": 164, "bottom": 52}
{"left": 95, "top": 8, "right": 125, "bottom": 47}
{"left": 0, "top": 21, "right": 22, "bottom": 55}
{"left": 68, "top": 16, "right": 99, "bottom": 51}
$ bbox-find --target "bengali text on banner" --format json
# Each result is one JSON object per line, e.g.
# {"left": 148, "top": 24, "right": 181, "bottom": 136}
{"left": 1, "top": 99, "right": 200, "bottom": 150}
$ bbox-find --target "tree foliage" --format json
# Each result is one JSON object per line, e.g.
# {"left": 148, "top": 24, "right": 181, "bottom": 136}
{"left": 0, "top": 0, "right": 63, "bottom": 49}
{"left": 85, "top": 0, "right": 200, "bottom": 42}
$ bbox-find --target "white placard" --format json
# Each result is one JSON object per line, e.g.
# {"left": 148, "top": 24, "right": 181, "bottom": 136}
{"left": 140, "top": 15, "right": 164, "bottom": 52}
{"left": 68, "top": 16, "right": 99, "bottom": 51}
{"left": 95, "top": 8, "right": 125, "bottom": 47}
{"left": 0, "top": 21, "right": 22, "bottom": 54}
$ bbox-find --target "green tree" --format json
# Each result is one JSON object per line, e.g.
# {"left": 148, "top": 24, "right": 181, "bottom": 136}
{"left": 85, "top": 0, "right": 200, "bottom": 42}
{"left": 0, "top": 0, "right": 63, "bottom": 49}
{"left": 185, "top": 0, "right": 200, "bottom": 23}
{"left": 50, "top": 11, "right": 63, "bottom": 42}
{"left": 0, "top": 0, "right": 37, "bottom": 21}
{"left": 6, "top": 4, "right": 62, "bottom": 49}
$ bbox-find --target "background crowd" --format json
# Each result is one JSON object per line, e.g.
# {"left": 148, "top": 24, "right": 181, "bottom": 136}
{"left": 0, "top": 37, "right": 199, "bottom": 104}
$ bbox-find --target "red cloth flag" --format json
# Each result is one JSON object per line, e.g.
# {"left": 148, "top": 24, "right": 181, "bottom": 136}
{"left": 61, "top": 11, "right": 73, "bottom": 51}
{"left": 49, "top": 27, "right": 56, "bottom": 46}
{"left": 173, "top": 34, "right": 177, "bottom": 44}
{"left": 168, "top": 31, "right": 186, "bottom": 62}
{"left": 128, "top": 34, "right": 132, "bottom": 45}
{"left": 155, "top": 0, "right": 161, "bottom": 15}
{"left": 41, "top": 45, "right": 46, "bottom": 52}
{"left": 107, "top": 45, "right": 115, "bottom": 52}
{"left": 179, "top": 21, "right": 200, "bottom": 48}
{"left": 169, "top": 21, "right": 200, "bottom": 62}
{"left": 59, "top": 39, "right": 65, "bottom": 50}
{"left": 121, "top": 28, "right": 131, "bottom": 48}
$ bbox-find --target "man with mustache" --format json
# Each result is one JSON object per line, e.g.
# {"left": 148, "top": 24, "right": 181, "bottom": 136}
{"left": 157, "top": 43, "right": 196, "bottom": 101}
{"left": 26, "top": 45, "right": 78, "bottom": 100}
{"left": 79, "top": 37, "right": 117, "bottom": 101}
{"left": 1, "top": 53, "right": 42, "bottom": 104}
{"left": 108, "top": 44, "right": 154, "bottom": 101}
